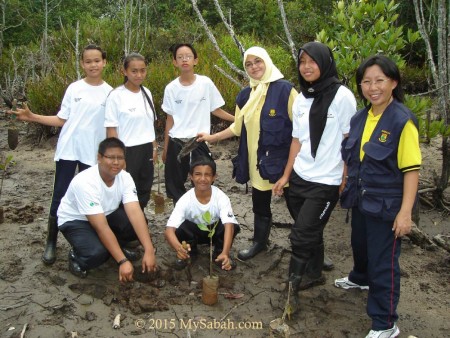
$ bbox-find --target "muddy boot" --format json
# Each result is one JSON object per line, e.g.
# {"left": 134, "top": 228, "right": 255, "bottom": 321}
{"left": 287, "top": 254, "right": 308, "bottom": 314}
{"left": 300, "top": 244, "right": 326, "bottom": 290}
{"left": 42, "top": 215, "right": 58, "bottom": 265}
{"left": 238, "top": 214, "right": 271, "bottom": 261}
{"left": 68, "top": 249, "right": 87, "bottom": 278}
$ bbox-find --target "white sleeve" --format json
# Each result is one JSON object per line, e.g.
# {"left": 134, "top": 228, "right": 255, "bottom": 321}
{"left": 217, "top": 191, "right": 238, "bottom": 225}
{"left": 161, "top": 85, "right": 174, "bottom": 115}
{"left": 336, "top": 87, "right": 357, "bottom": 134}
{"left": 104, "top": 90, "right": 120, "bottom": 127}
{"left": 56, "top": 83, "right": 73, "bottom": 120}
{"left": 121, "top": 173, "right": 139, "bottom": 204}
{"left": 208, "top": 78, "right": 225, "bottom": 111}
{"left": 166, "top": 198, "right": 188, "bottom": 228}
{"left": 291, "top": 96, "right": 302, "bottom": 139}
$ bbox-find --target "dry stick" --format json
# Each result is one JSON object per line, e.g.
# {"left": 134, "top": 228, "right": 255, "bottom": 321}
{"left": 20, "top": 323, "right": 27, "bottom": 338}
{"left": 0, "top": 301, "right": 28, "bottom": 311}
{"left": 219, "top": 290, "right": 265, "bottom": 322}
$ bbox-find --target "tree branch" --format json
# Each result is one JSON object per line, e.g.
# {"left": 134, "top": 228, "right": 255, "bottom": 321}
{"left": 277, "top": 0, "right": 297, "bottom": 63}
{"left": 190, "top": 0, "right": 246, "bottom": 78}
{"left": 213, "top": 65, "right": 244, "bottom": 89}
{"left": 212, "top": 0, "right": 245, "bottom": 57}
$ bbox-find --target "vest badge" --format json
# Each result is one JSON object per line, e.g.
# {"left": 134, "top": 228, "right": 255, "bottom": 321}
{"left": 379, "top": 130, "right": 390, "bottom": 143}
{"left": 269, "top": 109, "right": 276, "bottom": 117}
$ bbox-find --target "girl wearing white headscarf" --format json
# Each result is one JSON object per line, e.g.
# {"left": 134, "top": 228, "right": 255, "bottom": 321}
{"left": 198, "top": 46, "right": 298, "bottom": 261}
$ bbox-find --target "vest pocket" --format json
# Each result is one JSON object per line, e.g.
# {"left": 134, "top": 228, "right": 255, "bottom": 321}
{"left": 359, "top": 189, "right": 402, "bottom": 221}
{"left": 258, "top": 149, "right": 289, "bottom": 183}
{"left": 261, "top": 117, "right": 286, "bottom": 146}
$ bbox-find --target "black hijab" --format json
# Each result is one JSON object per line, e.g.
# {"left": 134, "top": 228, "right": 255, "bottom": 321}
{"left": 298, "top": 42, "right": 341, "bottom": 158}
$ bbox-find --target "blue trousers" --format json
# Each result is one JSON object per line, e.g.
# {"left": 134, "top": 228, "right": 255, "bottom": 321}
{"left": 59, "top": 207, "right": 138, "bottom": 270}
{"left": 50, "top": 160, "right": 90, "bottom": 217}
{"left": 349, "top": 207, "right": 401, "bottom": 330}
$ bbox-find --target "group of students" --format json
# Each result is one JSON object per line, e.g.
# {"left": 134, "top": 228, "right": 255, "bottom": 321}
{"left": 9, "top": 41, "right": 420, "bottom": 338}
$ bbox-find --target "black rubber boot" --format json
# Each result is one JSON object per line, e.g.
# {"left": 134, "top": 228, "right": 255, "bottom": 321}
{"left": 238, "top": 214, "right": 271, "bottom": 261}
{"left": 300, "top": 244, "right": 326, "bottom": 290}
{"left": 287, "top": 254, "right": 308, "bottom": 314}
{"left": 68, "top": 249, "right": 87, "bottom": 278}
{"left": 42, "top": 215, "right": 58, "bottom": 265}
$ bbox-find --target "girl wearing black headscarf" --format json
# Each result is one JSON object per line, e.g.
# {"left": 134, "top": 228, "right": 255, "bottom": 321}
{"left": 273, "top": 42, "right": 356, "bottom": 312}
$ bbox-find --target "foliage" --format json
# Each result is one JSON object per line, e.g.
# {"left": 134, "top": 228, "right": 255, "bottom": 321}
{"left": 316, "top": 0, "right": 429, "bottom": 124}
{"left": 196, "top": 210, "right": 219, "bottom": 277}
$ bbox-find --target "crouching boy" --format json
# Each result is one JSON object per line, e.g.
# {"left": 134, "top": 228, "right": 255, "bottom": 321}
{"left": 165, "top": 157, "right": 240, "bottom": 270}
{"left": 57, "top": 137, "right": 157, "bottom": 282}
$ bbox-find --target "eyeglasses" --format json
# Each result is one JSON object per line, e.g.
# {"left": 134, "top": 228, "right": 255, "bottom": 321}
{"left": 245, "top": 58, "right": 263, "bottom": 69}
{"left": 176, "top": 54, "right": 194, "bottom": 61}
{"left": 102, "top": 154, "right": 125, "bottom": 162}
{"left": 360, "top": 79, "right": 390, "bottom": 88}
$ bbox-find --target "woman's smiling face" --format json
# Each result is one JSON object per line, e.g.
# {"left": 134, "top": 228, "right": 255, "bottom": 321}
{"left": 245, "top": 55, "right": 266, "bottom": 81}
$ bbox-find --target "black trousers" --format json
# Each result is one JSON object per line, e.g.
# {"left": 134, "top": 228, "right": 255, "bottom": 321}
{"left": 251, "top": 187, "right": 295, "bottom": 219}
{"left": 50, "top": 160, "right": 90, "bottom": 217}
{"left": 59, "top": 207, "right": 138, "bottom": 270}
{"left": 175, "top": 220, "right": 240, "bottom": 253}
{"left": 164, "top": 137, "right": 212, "bottom": 203}
{"left": 125, "top": 142, "right": 154, "bottom": 209}
{"left": 288, "top": 171, "right": 339, "bottom": 260}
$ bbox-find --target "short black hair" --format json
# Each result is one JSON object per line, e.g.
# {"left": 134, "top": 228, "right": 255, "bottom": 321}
{"left": 169, "top": 43, "right": 198, "bottom": 60}
{"left": 356, "top": 54, "right": 404, "bottom": 103}
{"left": 98, "top": 137, "right": 126, "bottom": 156}
{"left": 189, "top": 157, "right": 216, "bottom": 176}
{"left": 82, "top": 44, "right": 107, "bottom": 60}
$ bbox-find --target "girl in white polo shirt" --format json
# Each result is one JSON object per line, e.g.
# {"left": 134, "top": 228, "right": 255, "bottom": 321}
{"left": 9, "top": 44, "right": 112, "bottom": 266}
{"left": 105, "top": 52, "right": 157, "bottom": 211}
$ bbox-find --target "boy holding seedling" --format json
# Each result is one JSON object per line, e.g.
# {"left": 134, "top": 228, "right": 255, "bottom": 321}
{"left": 164, "top": 157, "right": 240, "bottom": 271}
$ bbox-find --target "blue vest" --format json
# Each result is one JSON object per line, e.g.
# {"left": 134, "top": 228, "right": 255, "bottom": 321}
{"left": 233, "top": 80, "right": 293, "bottom": 183}
{"left": 340, "top": 99, "right": 418, "bottom": 221}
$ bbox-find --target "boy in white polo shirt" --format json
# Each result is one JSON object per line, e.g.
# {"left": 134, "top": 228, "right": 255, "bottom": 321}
{"left": 164, "top": 157, "right": 240, "bottom": 271}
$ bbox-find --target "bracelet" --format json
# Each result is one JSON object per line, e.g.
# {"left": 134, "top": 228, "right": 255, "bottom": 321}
{"left": 117, "top": 257, "right": 129, "bottom": 266}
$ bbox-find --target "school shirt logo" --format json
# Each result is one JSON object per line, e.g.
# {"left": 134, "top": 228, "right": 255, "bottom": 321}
{"left": 89, "top": 201, "right": 99, "bottom": 207}
{"left": 269, "top": 109, "right": 276, "bottom": 117}
{"left": 175, "top": 100, "right": 182, "bottom": 104}
{"left": 379, "top": 130, "right": 390, "bottom": 143}
{"left": 74, "top": 98, "right": 82, "bottom": 102}
{"left": 129, "top": 108, "right": 136, "bottom": 112}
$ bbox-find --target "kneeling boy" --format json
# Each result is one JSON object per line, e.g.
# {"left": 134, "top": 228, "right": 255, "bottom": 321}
{"left": 165, "top": 157, "right": 239, "bottom": 270}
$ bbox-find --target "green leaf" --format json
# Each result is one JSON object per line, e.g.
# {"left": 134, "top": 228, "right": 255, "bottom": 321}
{"left": 202, "top": 211, "right": 211, "bottom": 224}
{"left": 197, "top": 223, "right": 210, "bottom": 232}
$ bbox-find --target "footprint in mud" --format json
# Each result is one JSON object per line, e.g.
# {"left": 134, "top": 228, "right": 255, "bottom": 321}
{"left": 4, "top": 204, "right": 44, "bottom": 224}
{"left": 0, "top": 257, "right": 24, "bottom": 282}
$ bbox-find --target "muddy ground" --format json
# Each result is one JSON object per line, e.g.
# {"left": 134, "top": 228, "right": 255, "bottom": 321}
{"left": 0, "top": 118, "right": 449, "bottom": 338}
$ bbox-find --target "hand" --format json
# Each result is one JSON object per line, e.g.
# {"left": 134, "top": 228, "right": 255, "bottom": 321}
{"left": 176, "top": 242, "right": 191, "bottom": 260}
{"left": 119, "top": 260, "right": 134, "bottom": 283}
{"left": 215, "top": 253, "right": 233, "bottom": 271}
{"left": 339, "top": 177, "right": 347, "bottom": 195}
{"left": 153, "top": 151, "right": 159, "bottom": 164}
{"left": 197, "top": 132, "right": 213, "bottom": 143}
{"left": 141, "top": 250, "right": 157, "bottom": 273}
{"left": 272, "top": 176, "right": 289, "bottom": 197}
{"left": 7, "top": 102, "right": 32, "bottom": 121}
{"left": 392, "top": 209, "right": 412, "bottom": 238}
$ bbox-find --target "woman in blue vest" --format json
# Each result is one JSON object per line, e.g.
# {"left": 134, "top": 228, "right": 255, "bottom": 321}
{"left": 335, "top": 55, "right": 421, "bottom": 338}
{"left": 272, "top": 42, "right": 357, "bottom": 311}
{"left": 197, "top": 46, "right": 297, "bottom": 261}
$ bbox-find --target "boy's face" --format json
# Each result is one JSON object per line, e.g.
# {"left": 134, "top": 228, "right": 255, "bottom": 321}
{"left": 190, "top": 165, "right": 216, "bottom": 192}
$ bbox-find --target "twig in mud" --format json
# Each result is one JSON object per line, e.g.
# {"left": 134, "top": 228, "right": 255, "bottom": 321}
{"left": 20, "top": 323, "right": 27, "bottom": 338}
{"left": 219, "top": 290, "right": 265, "bottom": 321}
{"left": 0, "top": 301, "right": 28, "bottom": 311}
